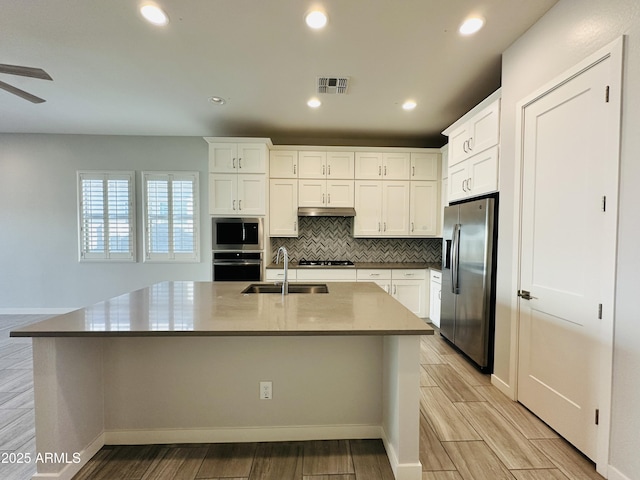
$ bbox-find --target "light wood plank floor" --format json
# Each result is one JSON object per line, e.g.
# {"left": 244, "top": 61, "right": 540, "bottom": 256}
{"left": 0, "top": 315, "right": 604, "bottom": 480}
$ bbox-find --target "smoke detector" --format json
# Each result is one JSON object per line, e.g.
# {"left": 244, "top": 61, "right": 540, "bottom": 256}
{"left": 317, "top": 76, "right": 350, "bottom": 94}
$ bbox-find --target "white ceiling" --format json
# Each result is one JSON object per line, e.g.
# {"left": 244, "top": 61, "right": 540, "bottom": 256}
{"left": 0, "top": 0, "right": 558, "bottom": 147}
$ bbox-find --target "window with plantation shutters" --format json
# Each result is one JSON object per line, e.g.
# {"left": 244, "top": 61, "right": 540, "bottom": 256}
{"left": 142, "top": 172, "right": 200, "bottom": 262}
{"left": 77, "top": 171, "right": 136, "bottom": 261}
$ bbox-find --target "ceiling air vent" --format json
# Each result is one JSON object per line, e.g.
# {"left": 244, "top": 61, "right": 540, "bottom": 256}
{"left": 317, "top": 76, "right": 350, "bottom": 94}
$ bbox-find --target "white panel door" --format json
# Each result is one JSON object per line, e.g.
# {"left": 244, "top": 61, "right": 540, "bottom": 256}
{"left": 326, "top": 151, "right": 355, "bottom": 178}
{"left": 327, "top": 180, "right": 354, "bottom": 208}
{"left": 382, "top": 181, "right": 410, "bottom": 236}
{"left": 410, "top": 181, "right": 438, "bottom": 236}
{"left": 518, "top": 55, "right": 615, "bottom": 461}
{"left": 209, "top": 144, "right": 237, "bottom": 173}
{"left": 270, "top": 151, "right": 298, "bottom": 178}
{"left": 298, "top": 151, "right": 327, "bottom": 178}
{"left": 353, "top": 181, "right": 382, "bottom": 236}
{"left": 298, "top": 179, "right": 326, "bottom": 207}
{"left": 410, "top": 152, "right": 439, "bottom": 180}
{"left": 382, "top": 152, "right": 410, "bottom": 179}
{"left": 269, "top": 179, "right": 298, "bottom": 236}
{"left": 355, "top": 152, "right": 383, "bottom": 179}
{"left": 237, "top": 143, "right": 266, "bottom": 173}
{"left": 209, "top": 174, "right": 237, "bottom": 214}
{"left": 237, "top": 174, "right": 265, "bottom": 215}
{"left": 392, "top": 280, "right": 425, "bottom": 317}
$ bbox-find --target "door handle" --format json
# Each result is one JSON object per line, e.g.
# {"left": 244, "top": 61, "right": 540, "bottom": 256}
{"left": 238, "top": 158, "right": 242, "bottom": 169}
{"left": 462, "top": 179, "right": 468, "bottom": 192}
{"left": 518, "top": 290, "right": 538, "bottom": 300}
{"left": 451, "top": 224, "right": 460, "bottom": 294}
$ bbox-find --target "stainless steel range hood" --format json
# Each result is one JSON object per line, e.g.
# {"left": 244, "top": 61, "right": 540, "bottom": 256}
{"left": 297, "top": 207, "right": 356, "bottom": 217}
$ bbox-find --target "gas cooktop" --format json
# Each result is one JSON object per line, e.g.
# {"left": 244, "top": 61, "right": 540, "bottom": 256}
{"left": 298, "top": 259, "right": 355, "bottom": 267}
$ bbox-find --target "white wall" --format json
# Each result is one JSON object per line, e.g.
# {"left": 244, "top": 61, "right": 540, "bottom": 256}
{"left": 496, "top": 1, "right": 640, "bottom": 477}
{"left": 0, "top": 134, "right": 210, "bottom": 310}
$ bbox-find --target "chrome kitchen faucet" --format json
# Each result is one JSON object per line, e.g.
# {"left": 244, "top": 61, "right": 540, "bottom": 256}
{"left": 276, "top": 246, "right": 289, "bottom": 295}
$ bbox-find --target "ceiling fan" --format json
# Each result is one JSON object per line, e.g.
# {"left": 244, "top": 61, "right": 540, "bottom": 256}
{"left": 0, "top": 64, "right": 52, "bottom": 104}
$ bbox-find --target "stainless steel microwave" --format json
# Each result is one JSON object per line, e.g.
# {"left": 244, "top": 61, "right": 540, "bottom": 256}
{"left": 212, "top": 217, "right": 263, "bottom": 251}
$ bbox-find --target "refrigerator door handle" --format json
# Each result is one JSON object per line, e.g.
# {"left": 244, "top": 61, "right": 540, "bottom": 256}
{"left": 451, "top": 223, "right": 461, "bottom": 294}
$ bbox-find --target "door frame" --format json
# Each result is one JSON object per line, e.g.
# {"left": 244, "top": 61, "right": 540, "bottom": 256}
{"left": 509, "top": 36, "right": 623, "bottom": 475}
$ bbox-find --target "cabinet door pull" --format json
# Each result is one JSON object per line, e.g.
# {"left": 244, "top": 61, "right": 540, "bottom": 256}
{"left": 378, "top": 222, "right": 381, "bottom": 232}
{"left": 233, "top": 158, "right": 236, "bottom": 169}
{"left": 463, "top": 141, "right": 468, "bottom": 153}
{"left": 293, "top": 164, "right": 296, "bottom": 174}
{"left": 384, "top": 165, "right": 387, "bottom": 176}
{"left": 462, "top": 179, "right": 467, "bottom": 192}
{"left": 328, "top": 164, "right": 331, "bottom": 176}
{"left": 412, "top": 166, "right": 415, "bottom": 177}
{"left": 393, "top": 285, "right": 397, "bottom": 295}
{"left": 328, "top": 193, "right": 331, "bottom": 204}
{"left": 467, "top": 177, "right": 472, "bottom": 190}
{"left": 323, "top": 164, "right": 326, "bottom": 176}
{"left": 378, "top": 165, "right": 382, "bottom": 176}
{"left": 239, "top": 200, "right": 242, "bottom": 210}
{"left": 384, "top": 222, "right": 387, "bottom": 231}
{"left": 233, "top": 200, "right": 236, "bottom": 210}
{"left": 238, "top": 158, "right": 242, "bottom": 169}
{"left": 322, "top": 193, "right": 325, "bottom": 204}
{"left": 411, "top": 222, "right": 415, "bottom": 232}
{"left": 370, "top": 273, "right": 380, "bottom": 277}
{"left": 294, "top": 221, "right": 297, "bottom": 232}
{"left": 468, "top": 137, "right": 474, "bottom": 150}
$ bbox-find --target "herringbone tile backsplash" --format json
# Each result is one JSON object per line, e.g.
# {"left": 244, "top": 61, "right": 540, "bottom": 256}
{"left": 270, "top": 217, "right": 442, "bottom": 263}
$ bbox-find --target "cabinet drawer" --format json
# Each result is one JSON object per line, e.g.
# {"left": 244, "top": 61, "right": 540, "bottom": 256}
{"left": 391, "top": 269, "right": 427, "bottom": 280}
{"left": 356, "top": 269, "right": 392, "bottom": 280}
{"left": 265, "top": 269, "right": 297, "bottom": 281}
{"left": 296, "top": 269, "right": 357, "bottom": 281}
{"left": 430, "top": 270, "right": 442, "bottom": 282}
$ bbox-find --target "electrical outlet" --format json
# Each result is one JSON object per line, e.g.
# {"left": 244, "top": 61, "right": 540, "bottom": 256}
{"left": 259, "top": 381, "right": 272, "bottom": 400}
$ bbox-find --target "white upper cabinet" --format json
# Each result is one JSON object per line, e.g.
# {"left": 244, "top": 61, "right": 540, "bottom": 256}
{"left": 447, "top": 97, "right": 500, "bottom": 167}
{"left": 410, "top": 181, "right": 439, "bottom": 236}
{"left": 410, "top": 152, "right": 440, "bottom": 180}
{"left": 208, "top": 142, "right": 267, "bottom": 173}
{"left": 298, "top": 151, "right": 354, "bottom": 179}
{"left": 269, "top": 179, "right": 298, "bottom": 237}
{"left": 298, "top": 151, "right": 327, "bottom": 178}
{"left": 206, "top": 138, "right": 269, "bottom": 215}
{"left": 270, "top": 150, "right": 298, "bottom": 178}
{"left": 353, "top": 181, "right": 410, "bottom": 237}
{"left": 355, "top": 152, "right": 412, "bottom": 180}
{"left": 326, "top": 151, "right": 355, "bottom": 178}
{"left": 382, "top": 153, "right": 411, "bottom": 179}
{"left": 443, "top": 90, "right": 501, "bottom": 202}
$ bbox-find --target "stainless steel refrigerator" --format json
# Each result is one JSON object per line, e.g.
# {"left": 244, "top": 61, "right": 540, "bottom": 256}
{"left": 441, "top": 195, "right": 498, "bottom": 372}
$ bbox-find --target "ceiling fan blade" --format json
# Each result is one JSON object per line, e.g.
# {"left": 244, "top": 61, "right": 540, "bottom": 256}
{"left": 0, "top": 64, "right": 52, "bottom": 81}
{"left": 0, "top": 79, "right": 46, "bottom": 103}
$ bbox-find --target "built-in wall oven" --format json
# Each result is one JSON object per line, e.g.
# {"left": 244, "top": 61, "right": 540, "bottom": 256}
{"left": 212, "top": 218, "right": 263, "bottom": 282}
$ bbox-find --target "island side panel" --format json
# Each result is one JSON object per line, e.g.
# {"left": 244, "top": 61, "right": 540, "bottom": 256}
{"left": 32, "top": 337, "right": 105, "bottom": 479}
{"left": 102, "top": 336, "right": 384, "bottom": 442}
{"left": 382, "top": 335, "right": 422, "bottom": 480}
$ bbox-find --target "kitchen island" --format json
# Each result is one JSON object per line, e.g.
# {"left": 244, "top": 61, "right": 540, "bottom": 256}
{"left": 11, "top": 281, "right": 432, "bottom": 480}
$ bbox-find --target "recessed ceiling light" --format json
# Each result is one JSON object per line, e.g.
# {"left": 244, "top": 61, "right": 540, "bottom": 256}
{"left": 209, "top": 96, "right": 226, "bottom": 105}
{"left": 307, "top": 98, "right": 322, "bottom": 108}
{"left": 140, "top": 4, "right": 169, "bottom": 26}
{"left": 305, "top": 10, "right": 328, "bottom": 29}
{"left": 402, "top": 100, "right": 417, "bottom": 111}
{"left": 459, "top": 17, "right": 484, "bottom": 35}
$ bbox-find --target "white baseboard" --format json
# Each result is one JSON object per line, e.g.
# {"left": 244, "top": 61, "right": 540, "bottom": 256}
{"left": 607, "top": 465, "right": 633, "bottom": 480}
{"left": 491, "top": 374, "right": 516, "bottom": 400}
{"left": 0, "top": 308, "right": 76, "bottom": 315}
{"left": 104, "top": 424, "right": 382, "bottom": 445}
{"left": 31, "top": 433, "right": 104, "bottom": 480}
{"left": 381, "top": 431, "right": 422, "bottom": 480}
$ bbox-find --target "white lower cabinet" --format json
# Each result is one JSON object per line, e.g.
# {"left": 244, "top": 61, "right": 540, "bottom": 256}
{"left": 429, "top": 270, "right": 441, "bottom": 327}
{"left": 357, "top": 268, "right": 428, "bottom": 318}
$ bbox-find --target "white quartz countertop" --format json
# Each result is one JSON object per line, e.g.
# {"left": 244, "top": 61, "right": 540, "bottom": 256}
{"left": 11, "top": 281, "right": 433, "bottom": 338}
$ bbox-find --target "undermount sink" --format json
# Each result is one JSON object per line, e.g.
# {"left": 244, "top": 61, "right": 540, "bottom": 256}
{"left": 242, "top": 283, "right": 329, "bottom": 294}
